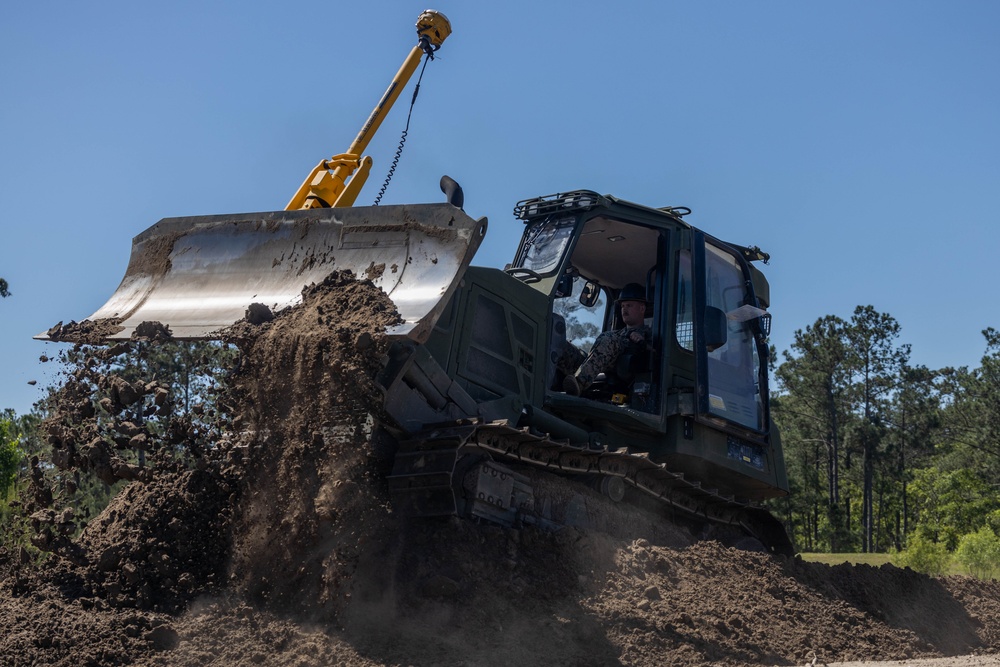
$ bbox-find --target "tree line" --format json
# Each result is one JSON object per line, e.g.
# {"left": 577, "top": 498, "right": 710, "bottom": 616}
{"left": 771, "top": 304, "right": 1000, "bottom": 558}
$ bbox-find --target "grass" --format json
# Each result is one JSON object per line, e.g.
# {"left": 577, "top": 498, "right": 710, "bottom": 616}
{"left": 798, "top": 552, "right": 894, "bottom": 567}
{"left": 797, "top": 552, "right": 972, "bottom": 576}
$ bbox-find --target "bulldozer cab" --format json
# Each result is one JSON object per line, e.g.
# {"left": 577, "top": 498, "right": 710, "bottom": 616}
{"left": 510, "top": 191, "right": 773, "bottom": 440}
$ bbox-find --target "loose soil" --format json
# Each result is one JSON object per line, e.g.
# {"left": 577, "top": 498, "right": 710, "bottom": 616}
{"left": 4, "top": 270, "right": 1000, "bottom": 666}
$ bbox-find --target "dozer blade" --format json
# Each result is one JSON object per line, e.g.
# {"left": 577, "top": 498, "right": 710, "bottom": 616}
{"left": 41, "top": 203, "right": 486, "bottom": 343}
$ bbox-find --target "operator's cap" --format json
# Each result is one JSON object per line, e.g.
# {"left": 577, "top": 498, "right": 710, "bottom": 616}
{"left": 616, "top": 283, "right": 650, "bottom": 305}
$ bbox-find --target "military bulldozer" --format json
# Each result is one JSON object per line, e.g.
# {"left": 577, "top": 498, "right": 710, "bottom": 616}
{"left": 377, "top": 190, "right": 791, "bottom": 553}
{"left": 39, "top": 11, "right": 793, "bottom": 554}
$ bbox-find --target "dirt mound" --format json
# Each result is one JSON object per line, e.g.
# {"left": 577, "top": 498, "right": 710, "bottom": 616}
{"left": 4, "top": 270, "right": 1000, "bottom": 666}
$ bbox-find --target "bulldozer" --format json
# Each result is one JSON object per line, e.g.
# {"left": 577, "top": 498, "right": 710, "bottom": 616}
{"left": 41, "top": 11, "right": 793, "bottom": 554}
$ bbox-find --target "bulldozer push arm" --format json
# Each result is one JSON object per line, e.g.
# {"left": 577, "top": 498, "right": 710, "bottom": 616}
{"left": 285, "top": 10, "right": 452, "bottom": 210}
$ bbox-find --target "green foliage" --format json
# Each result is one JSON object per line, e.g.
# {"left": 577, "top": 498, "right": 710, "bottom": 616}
{"left": 0, "top": 413, "right": 23, "bottom": 499}
{"left": 0, "top": 501, "right": 20, "bottom": 551}
{"left": 0, "top": 410, "right": 29, "bottom": 551}
{"left": 0, "top": 277, "right": 9, "bottom": 298}
{"left": 955, "top": 527, "right": 1000, "bottom": 580}
{"left": 891, "top": 531, "right": 951, "bottom": 576}
{"left": 937, "top": 329, "right": 1000, "bottom": 478}
{"left": 908, "top": 467, "right": 1000, "bottom": 550}
{"left": 984, "top": 510, "right": 1000, "bottom": 536}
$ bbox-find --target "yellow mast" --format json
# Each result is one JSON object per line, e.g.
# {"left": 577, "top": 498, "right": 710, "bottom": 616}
{"left": 286, "top": 10, "right": 452, "bottom": 210}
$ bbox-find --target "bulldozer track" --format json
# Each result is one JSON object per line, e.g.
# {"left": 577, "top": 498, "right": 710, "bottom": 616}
{"left": 388, "top": 420, "right": 794, "bottom": 556}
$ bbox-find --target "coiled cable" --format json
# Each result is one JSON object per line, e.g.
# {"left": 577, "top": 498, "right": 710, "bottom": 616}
{"left": 373, "top": 52, "right": 433, "bottom": 205}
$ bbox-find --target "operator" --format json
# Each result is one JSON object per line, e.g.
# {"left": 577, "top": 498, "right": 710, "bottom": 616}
{"left": 563, "top": 283, "right": 651, "bottom": 396}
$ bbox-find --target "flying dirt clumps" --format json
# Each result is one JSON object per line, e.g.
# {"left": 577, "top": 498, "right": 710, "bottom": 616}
{"left": 243, "top": 302, "right": 274, "bottom": 325}
{"left": 221, "top": 269, "right": 401, "bottom": 430}
{"left": 219, "top": 269, "right": 403, "bottom": 618}
{"left": 37, "top": 322, "right": 186, "bottom": 494}
{"left": 131, "top": 320, "right": 173, "bottom": 343}
{"left": 12, "top": 314, "right": 237, "bottom": 612}
{"left": 45, "top": 318, "right": 125, "bottom": 344}
{"left": 1, "top": 269, "right": 403, "bottom": 662}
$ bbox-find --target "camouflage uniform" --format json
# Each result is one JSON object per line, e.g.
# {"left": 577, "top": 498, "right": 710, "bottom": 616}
{"left": 572, "top": 324, "right": 651, "bottom": 390}
{"left": 553, "top": 343, "right": 587, "bottom": 379}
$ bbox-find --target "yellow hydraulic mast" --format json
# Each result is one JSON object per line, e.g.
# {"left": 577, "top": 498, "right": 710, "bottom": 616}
{"left": 286, "top": 10, "right": 452, "bottom": 211}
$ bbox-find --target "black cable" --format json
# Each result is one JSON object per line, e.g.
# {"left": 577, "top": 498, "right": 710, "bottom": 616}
{"left": 373, "top": 53, "right": 432, "bottom": 206}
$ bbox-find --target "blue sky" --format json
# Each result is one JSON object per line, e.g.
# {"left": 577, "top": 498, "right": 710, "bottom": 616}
{"left": 2, "top": 1, "right": 998, "bottom": 415}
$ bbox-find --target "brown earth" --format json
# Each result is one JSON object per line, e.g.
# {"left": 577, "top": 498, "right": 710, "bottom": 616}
{"left": 3, "top": 270, "right": 1000, "bottom": 666}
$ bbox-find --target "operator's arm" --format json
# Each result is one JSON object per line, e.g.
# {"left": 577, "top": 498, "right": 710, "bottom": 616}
{"left": 625, "top": 326, "right": 654, "bottom": 354}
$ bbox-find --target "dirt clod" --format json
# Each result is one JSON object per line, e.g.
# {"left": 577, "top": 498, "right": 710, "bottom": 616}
{"left": 244, "top": 303, "right": 274, "bottom": 325}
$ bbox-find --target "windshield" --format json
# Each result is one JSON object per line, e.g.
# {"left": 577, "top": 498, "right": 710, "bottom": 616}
{"left": 517, "top": 216, "right": 576, "bottom": 275}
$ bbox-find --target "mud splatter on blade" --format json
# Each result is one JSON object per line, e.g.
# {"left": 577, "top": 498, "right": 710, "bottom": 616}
{"left": 39, "top": 203, "right": 486, "bottom": 343}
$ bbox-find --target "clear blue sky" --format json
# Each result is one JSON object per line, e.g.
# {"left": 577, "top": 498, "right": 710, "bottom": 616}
{"left": 2, "top": 1, "right": 998, "bottom": 415}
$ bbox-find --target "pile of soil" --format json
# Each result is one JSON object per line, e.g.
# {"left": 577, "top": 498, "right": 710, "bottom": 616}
{"left": 3, "top": 269, "right": 1000, "bottom": 666}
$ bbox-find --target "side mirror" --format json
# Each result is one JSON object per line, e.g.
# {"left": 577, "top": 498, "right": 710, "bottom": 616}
{"left": 580, "top": 281, "right": 600, "bottom": 308}
{"left": 704, "top": 306, "right": 728, "bottom": 352}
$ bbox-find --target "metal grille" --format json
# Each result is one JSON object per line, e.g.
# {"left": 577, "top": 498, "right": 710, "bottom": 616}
{"left": 676, "top": 321, "right": 694, "bottom": 351}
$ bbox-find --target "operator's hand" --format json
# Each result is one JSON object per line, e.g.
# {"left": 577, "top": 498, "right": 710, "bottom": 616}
{"left": 628, "top": 330, "right": 645, "bottom": 344}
